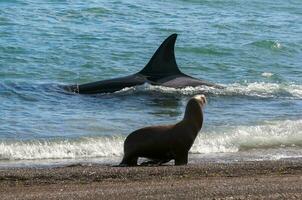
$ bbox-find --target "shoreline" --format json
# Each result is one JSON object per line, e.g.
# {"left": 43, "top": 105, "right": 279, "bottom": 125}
{"left": 1, "top": 146, "right": 302, "bottom": 169}
{"left": 0, "top": 159, "right": 302, "bottom": 199}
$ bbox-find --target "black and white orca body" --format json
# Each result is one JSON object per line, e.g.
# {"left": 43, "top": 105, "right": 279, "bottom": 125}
{"left": 65, "top": 34, "right": 223, "bottom": 94}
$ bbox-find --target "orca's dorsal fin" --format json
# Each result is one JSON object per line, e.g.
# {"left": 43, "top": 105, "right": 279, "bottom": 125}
{"left": 139, "top": 34, "right": 182, "bottom": 77}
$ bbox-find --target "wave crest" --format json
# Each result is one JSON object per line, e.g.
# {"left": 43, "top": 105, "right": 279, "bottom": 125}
{"left": 192, "top": 119, "right": 302, "bottom": 154}
{"left": 115, "top": 82, "right": 302, "bottom": 99}
{"left": 1, "top": 119, "right": 301, "bottom": 161}
{"left": 0, "top": 137, "right": 124, "bottom": 160}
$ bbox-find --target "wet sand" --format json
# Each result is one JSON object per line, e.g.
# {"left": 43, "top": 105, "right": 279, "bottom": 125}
{"left": 0, "top": 160, "right": 302, "bottom": 199}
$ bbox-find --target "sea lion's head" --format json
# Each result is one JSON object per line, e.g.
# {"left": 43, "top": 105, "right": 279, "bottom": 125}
{"left": 184, "top": 94, "right": 207, "bottom": 132}
{"left": 192, "top": 94, "right": 207, "bottom": 107}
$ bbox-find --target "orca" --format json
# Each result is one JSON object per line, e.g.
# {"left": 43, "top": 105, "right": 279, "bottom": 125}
{"left": 65, "top": 34, "right": 223, "bottom": 94}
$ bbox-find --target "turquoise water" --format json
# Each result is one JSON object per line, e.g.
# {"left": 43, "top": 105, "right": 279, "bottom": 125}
{"left": 0, "top": 0, "right": 302, "bottom": 165}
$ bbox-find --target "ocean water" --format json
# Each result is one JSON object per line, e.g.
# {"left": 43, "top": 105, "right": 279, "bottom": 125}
{"left": 1, "top": 0, "right": 302, "bottom": 167}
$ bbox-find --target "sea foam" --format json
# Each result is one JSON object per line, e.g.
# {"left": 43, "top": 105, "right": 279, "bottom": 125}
{"left": 0, "top": 119, "right": 301, "bottom": 161}
{"left": 114, "top": 82, "right": 302, "bottom": 99}
{"left": 191, "top": 119, "right": 302, "bottom": 153}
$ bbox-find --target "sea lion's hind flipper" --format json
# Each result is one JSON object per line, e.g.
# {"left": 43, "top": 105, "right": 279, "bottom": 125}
{"left": 117, "top": 155, "right": 138, "bottom": 167}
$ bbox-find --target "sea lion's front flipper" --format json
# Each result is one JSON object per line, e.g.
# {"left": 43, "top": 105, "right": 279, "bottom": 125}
{"left": 175, "top": 152, "right": 188, "bottom": 166}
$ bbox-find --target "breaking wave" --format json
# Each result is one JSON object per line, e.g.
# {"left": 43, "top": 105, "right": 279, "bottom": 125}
{"left": 191, "top": 119, "right": 302, "bottom": 153}
{"left": 114, "top": 81, "right": 302, "bottom": 99}
{"left": 0, "top": 119, "right": 301, "bottom": 161}
{"left": 0, "top": 137, "right": 124, "bottom": 160}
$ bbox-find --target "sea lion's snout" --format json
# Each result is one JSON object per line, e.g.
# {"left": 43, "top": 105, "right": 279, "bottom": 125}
{"left": 193, "top": 94, "right": 207, "bottom": 106}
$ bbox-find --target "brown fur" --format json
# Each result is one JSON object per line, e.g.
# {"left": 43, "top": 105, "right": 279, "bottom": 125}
{"left": 119, "top": 95, "right": 206, "bottom": 166}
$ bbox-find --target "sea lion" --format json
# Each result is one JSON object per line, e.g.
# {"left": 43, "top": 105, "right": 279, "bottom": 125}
{"left": 119, "top": 95, "right": 206, "bottom": 166}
